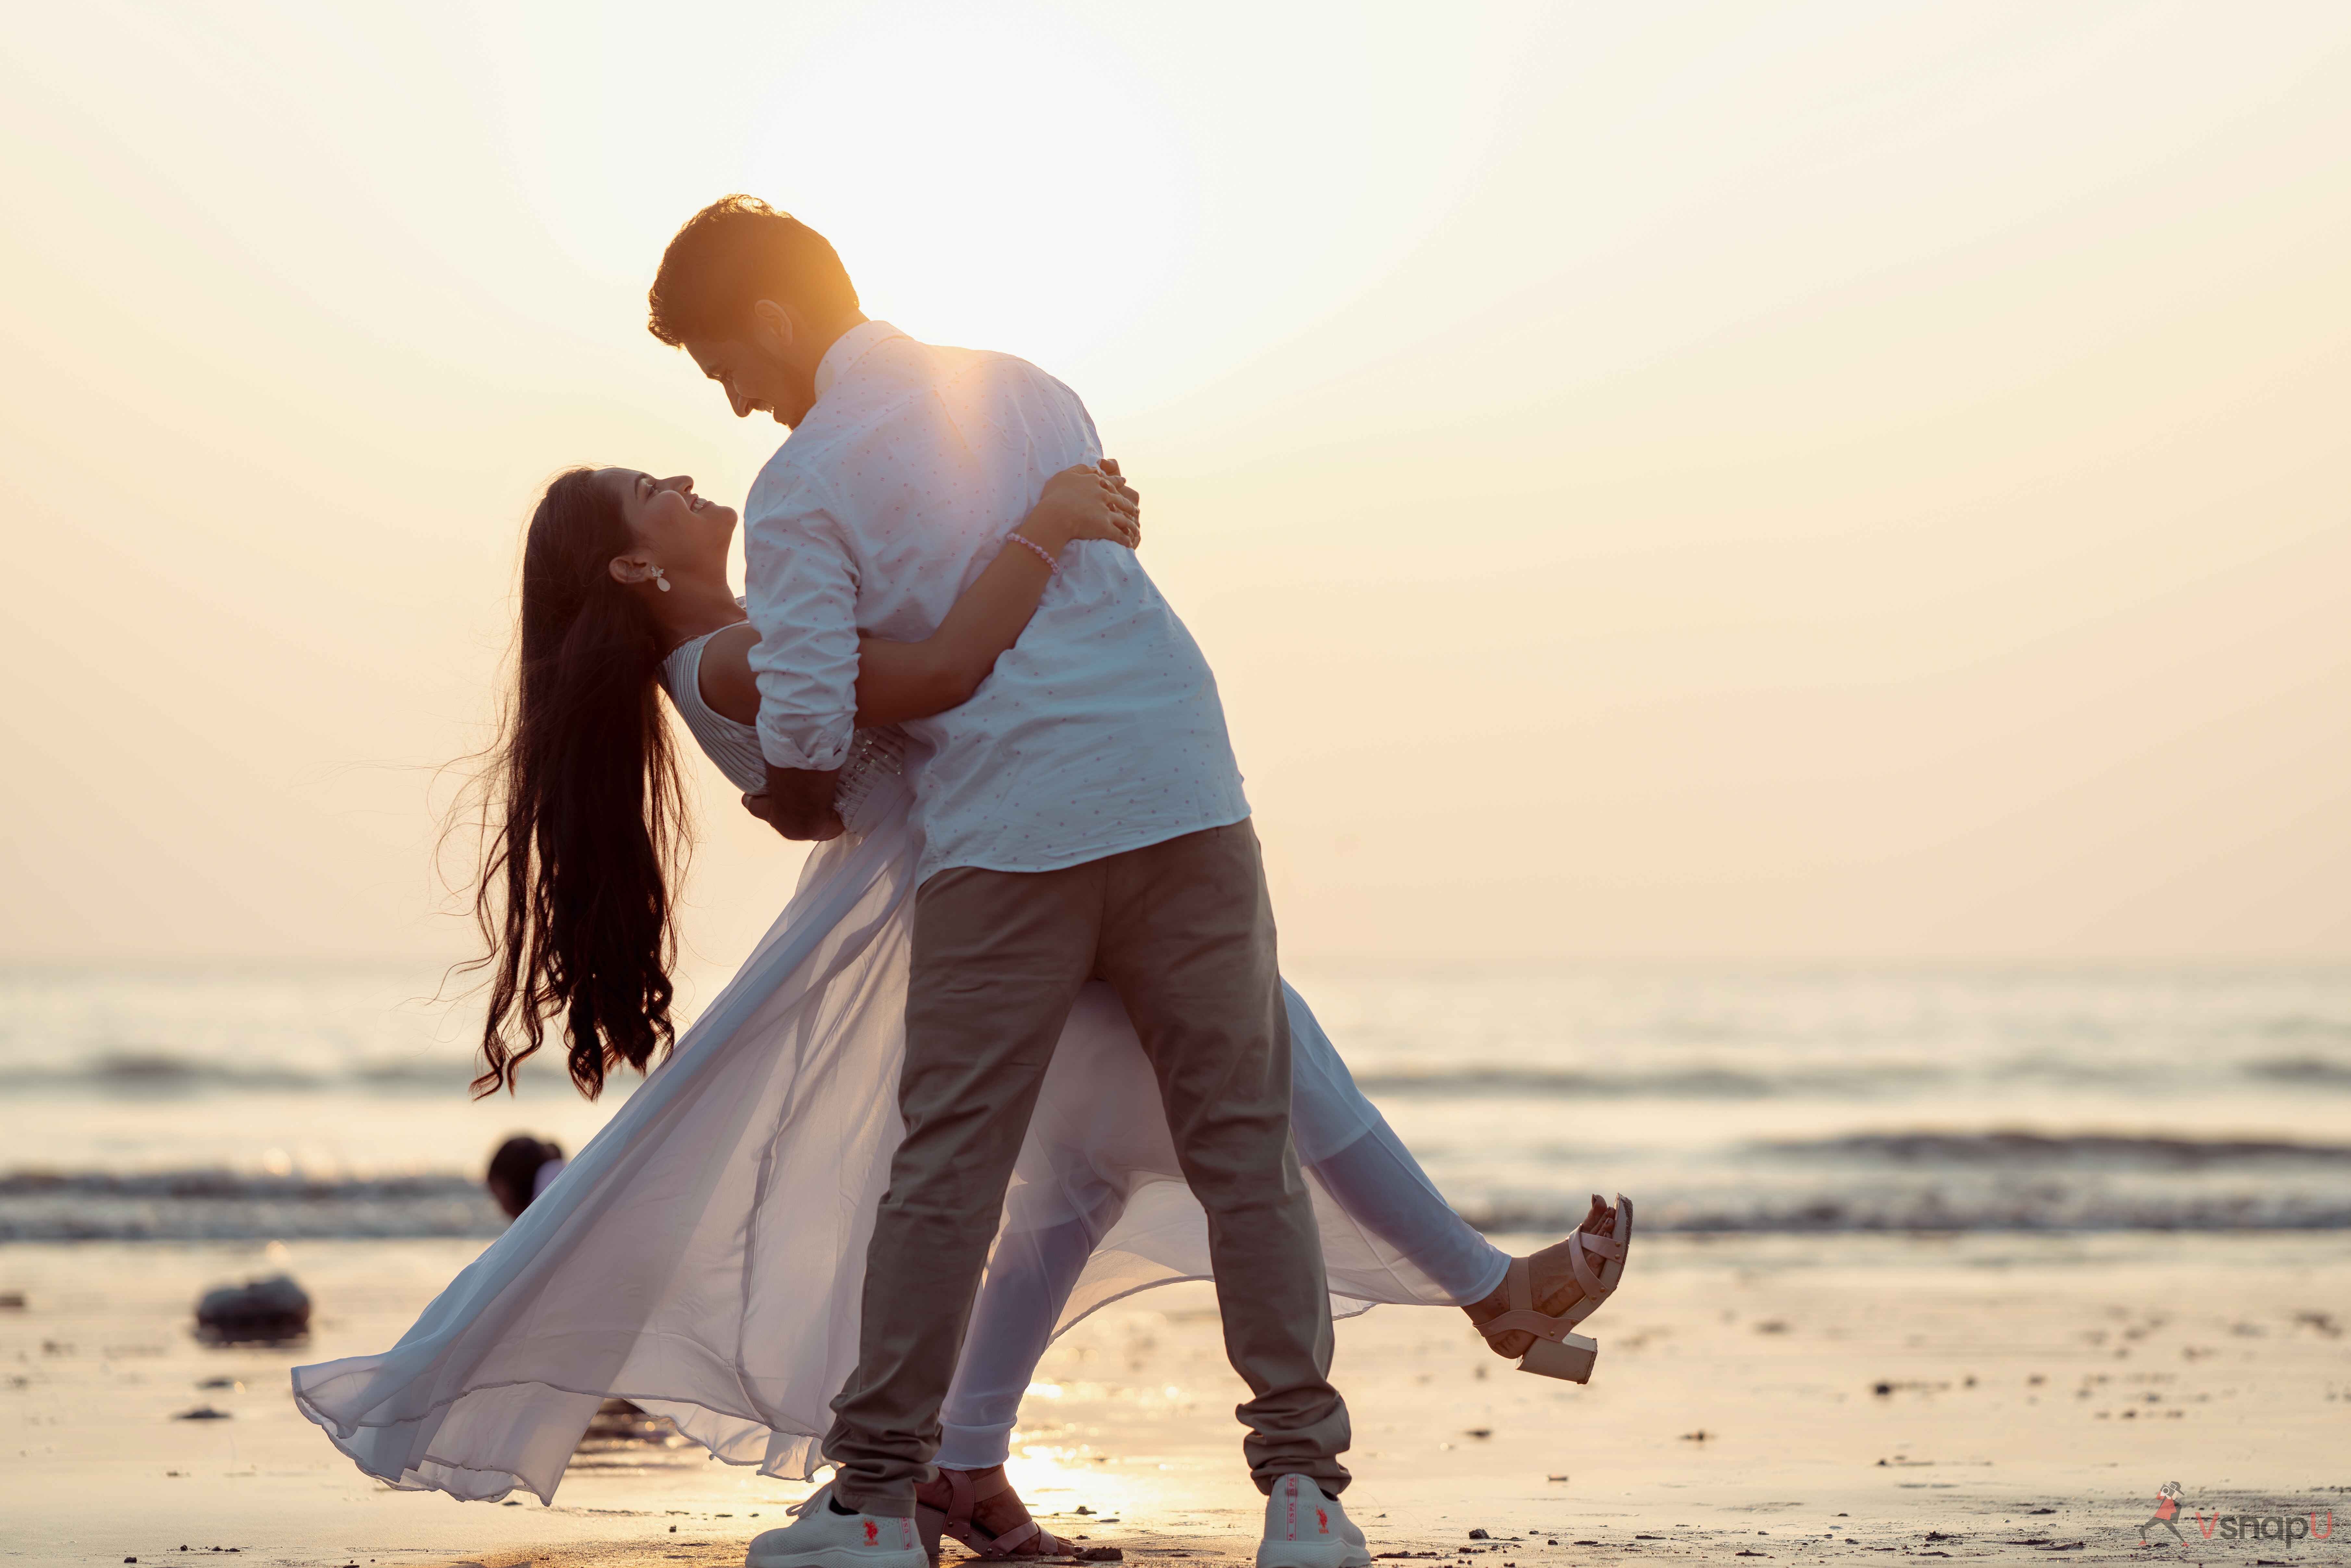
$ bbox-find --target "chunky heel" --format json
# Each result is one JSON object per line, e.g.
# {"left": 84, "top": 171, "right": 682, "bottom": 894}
{"left": 913, "top": 1503, "right": 945, "bottom": 1561}
{"left": 1519, "top": 1331, "right": 1598, "bottom": 1383}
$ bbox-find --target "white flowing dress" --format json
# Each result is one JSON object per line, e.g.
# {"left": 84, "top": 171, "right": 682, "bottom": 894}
{"left": 292, "top": 635, "right": 1506, "bottom": 1505}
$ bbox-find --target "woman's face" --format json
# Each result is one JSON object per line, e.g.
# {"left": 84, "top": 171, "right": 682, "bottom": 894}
{"left": 598, "top": 468, "right": 737, "bottom": 579}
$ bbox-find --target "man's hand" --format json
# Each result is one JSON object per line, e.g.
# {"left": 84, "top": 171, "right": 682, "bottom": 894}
{"left": 747, "top": 764, "right": 844, "bottom": 841}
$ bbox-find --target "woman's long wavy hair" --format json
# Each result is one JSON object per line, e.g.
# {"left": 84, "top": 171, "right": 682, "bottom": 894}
{"left": 462, "top": 467, "right": 685, "bottom": 1100}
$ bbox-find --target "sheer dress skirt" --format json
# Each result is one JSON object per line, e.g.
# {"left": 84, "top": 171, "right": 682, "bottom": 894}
{"left": 291, "top": 774, "right": 1501, "bottom": 1503}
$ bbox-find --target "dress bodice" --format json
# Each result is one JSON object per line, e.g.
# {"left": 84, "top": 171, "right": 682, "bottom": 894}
{"left": 658, "top": 620, "right": 908, "bottom": 832}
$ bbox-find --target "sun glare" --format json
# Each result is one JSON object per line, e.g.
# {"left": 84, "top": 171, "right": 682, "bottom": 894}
{"left": 742, "top": 5, "right": 1199, "bottom": 372}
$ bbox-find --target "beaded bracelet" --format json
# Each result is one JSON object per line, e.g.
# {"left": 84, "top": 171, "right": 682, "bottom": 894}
{"left": 1004, "top": 531, "right": 1060, "bottom": 575}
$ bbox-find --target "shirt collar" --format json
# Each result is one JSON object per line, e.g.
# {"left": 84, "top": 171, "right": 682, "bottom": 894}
{"left": 812, "top": 319, "right": 904, "bottom": 401}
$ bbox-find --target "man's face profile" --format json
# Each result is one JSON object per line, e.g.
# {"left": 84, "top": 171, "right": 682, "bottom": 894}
{"left": 685, "top": 310, "right": 814, "bottom": 427}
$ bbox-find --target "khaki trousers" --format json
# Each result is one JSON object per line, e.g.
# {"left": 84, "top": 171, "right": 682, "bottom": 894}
{"left": 824, "top": 820, "right": 1350, "bottom": 1514}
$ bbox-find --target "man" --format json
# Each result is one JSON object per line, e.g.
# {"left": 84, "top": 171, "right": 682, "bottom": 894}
{"left": 645, "top": 196, "right": 1367, "bottom": 1568}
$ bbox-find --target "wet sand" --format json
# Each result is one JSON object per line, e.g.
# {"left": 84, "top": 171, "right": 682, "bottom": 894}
{"left": 3, "top": 1233, "right": 2345, "bottom": 1567}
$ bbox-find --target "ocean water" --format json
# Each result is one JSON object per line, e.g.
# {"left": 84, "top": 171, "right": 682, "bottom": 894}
{"left": 1, "top": 963, "right": 2346, "bottom": 1242}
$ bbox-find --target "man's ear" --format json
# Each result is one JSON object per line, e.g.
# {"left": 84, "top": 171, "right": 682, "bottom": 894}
{"left": 609, "top": 552, "right": 661, "bottom": 587}
{"left": 749, "top": 299, "right": 798, "bottom": 360}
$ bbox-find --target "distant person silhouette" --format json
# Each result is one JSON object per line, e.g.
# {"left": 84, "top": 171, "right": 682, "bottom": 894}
{"left": 484, "top": 1134, "right": 649, "bottom": 1437}
{"left": 484, "top": 1135, "right": 565, "bottom": 1221}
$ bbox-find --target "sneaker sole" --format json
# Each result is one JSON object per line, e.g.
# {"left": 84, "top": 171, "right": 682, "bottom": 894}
{"left": 747, "top": 1549, "right": 929, "bottom": 1568}
{"left": 1256, "top": 1542, "right": 1364, "bottom": 1568}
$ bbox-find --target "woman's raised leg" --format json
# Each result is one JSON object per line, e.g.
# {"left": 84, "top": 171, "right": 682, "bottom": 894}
{"left": 1280, "top": 982, "right": 1631, "bottom": 1369}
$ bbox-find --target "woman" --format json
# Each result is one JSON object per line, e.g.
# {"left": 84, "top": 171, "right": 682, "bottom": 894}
{"left": 293, "top": 464, "right": 1630, "bottom": 1557}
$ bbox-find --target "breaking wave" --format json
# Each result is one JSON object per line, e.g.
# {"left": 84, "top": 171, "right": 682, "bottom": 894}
{"left": 9, "top": 1149, "right": 2350, "bottom": 1242}
{"left": 1764, "top": 1131, "right": 2351, "bottom": 1169}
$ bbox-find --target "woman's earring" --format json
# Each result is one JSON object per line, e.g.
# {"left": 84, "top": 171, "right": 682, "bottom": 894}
{"left": 650, "top": 566, "right": 672, "bottom": 593}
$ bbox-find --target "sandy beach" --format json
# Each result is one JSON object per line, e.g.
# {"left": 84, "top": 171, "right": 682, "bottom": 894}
{"left": 6, "top": 1231, "right": 2345, "bottom": 1567}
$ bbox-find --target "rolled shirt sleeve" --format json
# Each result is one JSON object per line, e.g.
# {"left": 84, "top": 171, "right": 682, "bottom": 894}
{"left": 741, "top": 469, "right": 860, "bottom": 773}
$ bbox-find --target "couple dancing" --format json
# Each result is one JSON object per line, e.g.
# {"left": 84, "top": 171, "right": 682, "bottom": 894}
{"left": 292, "top": 197, "right": 1633, "bottom": 1568}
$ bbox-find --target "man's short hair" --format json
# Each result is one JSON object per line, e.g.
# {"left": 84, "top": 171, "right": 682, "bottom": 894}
{"left": 647, "top": 195, "right": 860, "bottom": 347}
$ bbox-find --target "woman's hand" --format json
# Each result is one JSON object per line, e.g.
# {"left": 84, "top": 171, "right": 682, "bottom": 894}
{"left": 851, "top": 462, "right": 1143, "bottom": 725}
{"left": 1015, "top": 461, "right": 1142, "bottom": 554}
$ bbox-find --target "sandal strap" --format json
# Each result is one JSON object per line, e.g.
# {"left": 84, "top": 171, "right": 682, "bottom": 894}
{"left": 1608, "top": 1193, "right": 1634, "bottom": 1288}
{"left": 981, "top": 1520, "right": 1044, "bottom": 1558}
{"left": 947, "top": 1467, "right": 979, "bottom": 1535}
{"left": 1577, "top": 1231, "right": 1625, "bottom": 1261}
{"left": 1476, "top": 1195, "right": 1635, "bottom": 1348}
{"left": 933, "top": 1466, "right": 1064, "bottom": 1559}
{"left": 1566, "top": 1233, "right": 1606, "bottom": 1299}
{"left": 1575, "top": 1197, "right": 1633, "bottom": 1293}
{"left": 1481, "top": 1305, "right": 1587, "bottom": 1343}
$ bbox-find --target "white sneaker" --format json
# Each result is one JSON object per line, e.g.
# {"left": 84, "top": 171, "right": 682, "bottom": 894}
{"left": 1256, "top": 1472, "right": 1371, "bottom": 1568}
{"left": 745, "top": 1483, "right": 928, "bottom": 1568}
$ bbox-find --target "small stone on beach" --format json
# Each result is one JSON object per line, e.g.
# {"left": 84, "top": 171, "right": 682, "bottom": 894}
{"left": 193, "top": 1274, "right": 311, "bottom": 1346}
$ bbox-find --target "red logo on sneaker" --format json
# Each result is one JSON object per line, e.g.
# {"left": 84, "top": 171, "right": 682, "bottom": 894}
{"left": 864, "top": 1522, "right": 879, "bottom": 1546}
{"left": 1317, "top": 1508, "right": 1330, "bottom": 1535}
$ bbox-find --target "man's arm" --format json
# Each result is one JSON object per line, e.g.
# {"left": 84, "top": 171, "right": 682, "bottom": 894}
{"left": 741, "top": 470, "right": 860, "bottom": 841}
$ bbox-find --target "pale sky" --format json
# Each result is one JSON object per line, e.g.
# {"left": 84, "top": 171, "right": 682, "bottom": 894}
{"left": 2, "top": 0, "right": 2345, "bottom": 973}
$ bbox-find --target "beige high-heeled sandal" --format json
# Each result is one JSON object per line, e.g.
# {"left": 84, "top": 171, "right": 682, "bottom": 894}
{"left": 1474, "top": 1193, "right": 1632, "bottom": 1383}
{"left": 914, "top": 1464, "right": 1080, "bottom": 1560}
